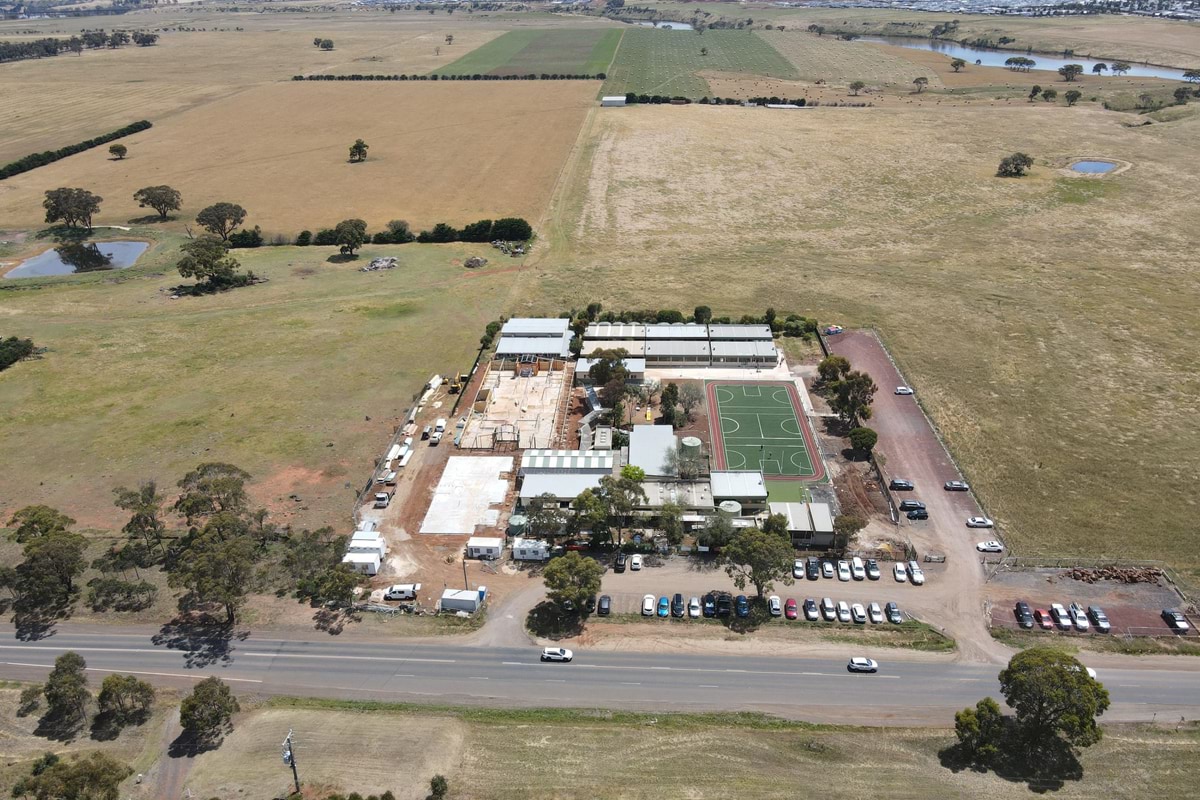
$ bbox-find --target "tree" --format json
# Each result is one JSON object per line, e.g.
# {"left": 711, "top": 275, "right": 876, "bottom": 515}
{"left": 817, "top": 355, "right": 850, "bottom": 384}
{"left": 912, "top": 76, "right": 928, "bottom": 93}
{"left": 1174, "top": 86, "right": 1190, "bottom": 105}
{"left": 597, "top": 474, "right": 647, "bottom": 545}
{"left": 174, "top": 462, "right": 251, "bottom": 524}
{"left": 999, "top": 648, "right": 1109, "bottom": 750}
{"left": 697, "top": 514, "right": 735, "bottom": 550}
{"left": 311, "top": 563, "right": 361, "bottom": 607}
{"left": 1040, "top": 88, "right": 1057, "bottom": 102}
{"left": 176, "top": 237, "right": 244, "bottom": 288}
{"left": 693, "top": 305, "right": 712, "bottom": 324}
{"left": 848, "top": 426, "right": 877, "bottom": 455}
{"left": 849, "top": 80, "right": 865, "bottom": 96}
{"left": 587, "top": 348, "right": 631, "bottom": 387}
{"left": 18, "top": 532, "right": 89, "bottom": 601}
{"left": 658, "top": 502, "right": 685, "bottom": 545}
{"left": 1185, "top": 69, "right": 1200, "bottom": 83}
{"left": 1138, "top": 92, "right": 1155, "bottom": 109}
{"left": 168, "top": 521, "right": 257, "bottom": 623}
{"left": 761, "top": 512, "right": 789, "bottom": 539}
{"left": 195, "top": 202, "right": 246, "bottom": 241}
{"left": 1092, "top": 62, "right": 1108, "bottom": 76}
{"left": 1110, "top": 62, "right": 1130, "bottom": 76}
{"left": 133, "top": 32, "right": 158, "bottom": 47}
{"left": 828, "top": 370, "right": 877, "bottom": 425}
{"left": 43, "top": 652, "right": 90, "bottom": 727}
{"left": 570, "top": 488, "right": 609, "bottom": 539}
{"left": 428, "top": 774, "right": 449, "bottom": 800}
{"left": 1064, "top": 89, "right": 1082, "bottom": 106}
{"left": 97, "top": 674, "right": 155, "bottom": 720}
{"left": 722, "top": 527, "right": 795, "bottom": 598}
{"left": 8, "top": 505, "right": 74, "bottom": 543}
{"left": 43, "top": 187, "right": 102, "bottom": 230}
{"left": 1, "top": 336, "right": 36, "bottom": 371}
{"left": 524, "top": 493, "right": 567, "bottom": 540}
{"left": 349, "top": 138, "right": 369, "bottom": 163}
{"left": 659, "top": 382, "right": 680, "bottom": 427}
{"left": 313, "top": 37, "right": 322, "bottom": 47}
{"left": 113, "top": 482, "right": 167, "bottom": 554}
{"left": 11, "top": 751, "right": 132, "bottom": 800}
{"left": 320, "top": 39, "right": 334, "bottom": 50}
{"left": 133, "top": 185, "right": 181, "bottom": 220}
{"left": 950, "top": 58, "right": 966, "bottom": 72}
{"left": 664, "top": 442, "right": 705, "bottom": 480}
{"left": 954, "top": 696, "right": 1006, "bottom": 766}
{"left": 108, "top": 143, "right": 127, "bottom": 159}
{"left": 542, "top": 552, "right": 603, "bottom": 611}
{"left": 832, "top": 514, "right": 865, "bottom": 552}
{"left": 679, "top": 383, "right": 703, "bottom": 422}
{"left": 180, "top": 676, "right": 239, "bottom": 744}
{"left": 334, "top": 218, "right": 368, "bottom": 255}
{"left": 1028, "top": 84, "right": 1042, "bottom": 101}
{"left": 700, "top": 46, "right": 708, "bottom": 57}
{"left": 445, "top": 34, "right": 454, "bottom": 45}
{"left": 996, "top": 152, "right": 1034, "bottom": 178}
{"left": 1057, "top": 64, "right": 1083, "bottom": 82}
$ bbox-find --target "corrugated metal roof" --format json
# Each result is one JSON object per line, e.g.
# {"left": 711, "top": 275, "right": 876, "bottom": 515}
{"left": 710, "top": 340, "right": 778, "bottom": 358}
{"left": 808, "top": 502, "right": 834, "bottom": 533}
{"left": 644, "top": 340, "right": 711, "bottom": 357}
{"left": 710, "top": 470, "right": 768, "bottom": 499}
{"left": 583, "top": 340, "right": 645, "bottom": 356}
{"left": 585, "top": 322, "right": 645, "bottom": 339}
{"left": 466, "top": 537, "right": 504, "bottom": 548}
{"left": 645, "top": 323, "right": 709, "bottom": 339}
{"left": 500, "top": 318, "right": 570, "bottom": 336}
{"left": 628, "top": 424, "right": 677, "bottom": 476}
{"left": 707, "top": 324, "right": 773, "bottom": 341}
{"left": 520, "top": 473, "right": 604, "bottom": 500}
{"left": 578, "top": 357, "right": 647, "bottom": 374}
{"left": 495, "top": 334, "right": 571, "bottom": 357}
{"left": 520, "top": 449, "right": 615, "bottom": 473}
{"left": 769, "top": 502, "right": 812, "bottom": 532}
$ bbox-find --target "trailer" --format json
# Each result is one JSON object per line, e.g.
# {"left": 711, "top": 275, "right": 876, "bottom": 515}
{"left": 440, "top": 586, "right": 487, "bottom": 614}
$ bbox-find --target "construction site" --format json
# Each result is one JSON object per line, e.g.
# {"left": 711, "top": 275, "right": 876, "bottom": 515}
{"left": 457, "top": 355, "right": 575, "bottom": 451}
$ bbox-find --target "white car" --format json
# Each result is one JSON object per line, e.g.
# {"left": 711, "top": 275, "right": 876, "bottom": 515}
{"left": 641, "top": 594, "right": 656, "bottom": 616}
{"left": 868, "top": 602, "right": 884, "bottom": 624}
{"left": 1069, "top": 603, "right": 1090, "bottom": 632}
{"left": 850, "top": 557, "right": 866, "bottom": 581}
{"left": 821, "top": 561, "right": 835, "bottom": 579}
{"left": 966, "top": 516, "right": 994, "bottom": 528}
{"left": 688, "top": 596, "right": 701, "bottom": 618}
{"left": 847, "top": 657, "right": 879, "bottom": 673}
{"left": 793, "top": 559, "right": 805, "bottom": 578}
{"left": 907, "top": 561, "right": 925, "bottom": 586}
{"left": 837, "top": 560, "right": 851, "bottom": 582}
{"left": 850, "top": 603, "right": 867, "bottom": 624}
{"left": 836, "top": 601, "right": 852, "bottom": 623}
{"left": 976, "top": 541, "right": 1004, "bottom": 553}
{"left": 894, "top": 386, "right": 914, "bottom": 396}
{"left": 1050, "top": 603, "right": 1072, "bottom": 630}
{"left": 768, "top": 595, "right": 782, "bottom": 616}
{"left": 893, "top": 563, "right": 908, "bottom": 583}
{"left": 630, "top": 554, "right": 643, "bottom": 571}
{"left": 540, "top": 647, "right": 573, "bottom": 662}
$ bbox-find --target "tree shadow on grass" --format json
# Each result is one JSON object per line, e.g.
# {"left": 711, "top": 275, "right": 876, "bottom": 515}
{"left": 34, "top": 225, "right": 92, "bottom": 243}
{"left": 526, "top": 601, "right": 586, "bottom": 640}
{"left": 33, "top": 708, "right": 88, "bottom": 743}
{"left": 167, "top": 726, "right": 225, "bottom": 758}
{"left": 325, "top": 252, "right": 359, "bottom": 264}
{"left": 151, "top": 620, "right": 248, "bottom": 668}
{"left": 938, "top": 731, "right": 1083, "bottom": 793}
{"left": 126, "top": 214, "right": 172, "bottom": 225}
{"left": 313, "top": 605, "right": 360, "bottom": 635}
{"left": 90, "top": 708, "right": 150, "bottom": 742}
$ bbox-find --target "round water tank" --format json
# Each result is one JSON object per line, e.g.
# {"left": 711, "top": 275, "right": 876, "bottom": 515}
{"left": 680, "top": 436, "right": 702, "bottom": 458}
{"left": 718, "top": 500, "right": 742, "bottom": 518}
{"left": 508, "top": 514, "right": 528, "bottom": 535}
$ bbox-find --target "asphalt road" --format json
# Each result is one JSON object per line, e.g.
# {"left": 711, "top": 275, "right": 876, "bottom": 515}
{"left": 2, "top": 630, "right": 1198, "bottom": 725}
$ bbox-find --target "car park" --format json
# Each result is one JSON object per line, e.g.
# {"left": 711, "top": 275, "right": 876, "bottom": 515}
{"left": 630, "top": 554, "right": 643, "bottom": 571}
{"left": 785, "top": 598, "right": 798, "bottom": 620}
{"left": 907, "top": 561, "right": 925, "bottom": 586}
{"left": 1087, "top": 606, "right": 1111, "bottom": 633}
{"left": 836, "top": 601, "right": 852, "bottom": 623}
{"left": 893, "top": 563, "right": 908, "bottom": 583}
{"left": 906, "top": 509, "right": 929, "bottom": 521}
{"left": 803, "top": 598, "right": 819, "bottom": 621}
{"left": 642, "top": 595, "right": 656, "bottom": 616}
{"left": 848, "top": 657, "right": 879, "bottom": 673}
{"left": 837, "top": 560, "right": 851, "bottom": 581}
{"left": 1069, "top": 602, "right": 1090, "bottom": 632}
{"left": 868, "top": 602, "right": 884, "bottom": 624}
{"left": 894, "top": 386, "right": 914, "bottom": 395}
{"left": 793, "top": 559, "right": 805, "bottom": 579}
{"left": 768, "top": 596, "right": 782, "bottom": 616}
{"left": 821, "top": 597, "right": 836, "bottom": 621}
{"left": 821, "top": 561, "right": 835, "bottom": 579}
{"left": 1014, "top": 601, "right": 1034, "bottom": 629}
{"left": 597, "top": 595, "right": 612, "bottom": 616}
{"left": 671, "top": 593, "right": 685, "bottom": 618}
{"left": 1050, "top": 603, "right": 1071, "bottom": 630}
{"left": 966, "top": 516, "right": 994, "bottom": 528}
{"left": 850, "top": 557, "right": 865, "bottom": 581}
{"left": 976, "top": 541, "right": 1004, "bottom": 553}
{"left": 850, "top": 603, "right": 867, "bottom": 624}
{"left": 1034, "top": 608, "right": 1054, "bottom": 629}
{"left": 806, "top": 557, "right": 820, "bottom": 580}
{"left": 716, "top": 594, "right": 733, "bottom": 617}
{"left": 889, "top": 478, "right": 914, "bottom": 491}
{"left": 657, "top": 596, "right": 670, "bottom": 618}
{"left": 614, "top": 553, "right": 627, "bottom": 573}
{"left": 866, "top": 559, "right": 880, "bottom": 581}
{"left": 898, "top": 500, "right": 925, "bottom": 512}
{"left": 541, "top": 647, "right": 573, "bottom": 662}
{"left": 735, "top": 595, "right": 751, "bottom": 618}
{"left": 688, "top": 596, "right": 701, "bottom": 618}
{"left": 1162, "top": 609, "right": 1191, "bottom": 632}
{"left": 944, "top": 480, "right": 970, "bottom": 491}
{"left": 885, "top": 602, "right": 903, "bottom": 624}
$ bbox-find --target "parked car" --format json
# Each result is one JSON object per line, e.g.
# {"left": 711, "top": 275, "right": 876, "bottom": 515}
{"left": 716, "top": 594, "right": 733, "bottom": 617}
{"left": 1068, "top": 602, "right": 1090, "bottom": 632}
{"left": 1014, "top": 601, "right": 1034, "bottom": 629}
{"left": 1050, "top": 603, "right": 1072, "bottom": 630}
{"left": 1087, "top": 605, "right": 1111, "bottom": 634}
{"left": 768, "top": 596, "right": 782, "bottom": 617}
{"left": 850, "top": 603, "right": 867, "bottom": 624}
{"left": 671, "top": 593, "right": 685, "bottom": 618}
{"left": 735, "top": 595, "right": 751, "bottom": 618}
{"left": 793, "top": 559, "right": 805, "bottom": 579}
{"left": 850, "top": 557, "right": 865, "bottom": 581}
{"left": 906, "top": 509, "right": 929, "bottom": 521}
{"left": 657, "top": 596, "right": 670, "bottom": 618}
{"left": 642, "top": 594, "right": 656, "bottom": 616}
{"left": 540, "top": 647, "right": 573, "bottom": 662}
{"left": 383, "top": 583, "right": 422, "bottom": 601}
{"left": 868, "top": 602, "right": 884, "bottom": 624}
{"left": 866, "top": 559, "right": 881, "bottom": 581}
{"left": 421, "top": 425, "right": 432, "bottom": 440}
{"left": 898, "top": 500, "right": 925, "bottom": 511}
{"left": 630, "top": 554, "right": 643, "bottom": 571}
{"left": 836, "top": 601, "right": 852, "bottom": 623}
{"left": 976, "top": 541, "right": 1004, "bottom": 553}
{"left": 1034, "top": 608, "right": 1054, "bottom": 629}
{"left": 885, "top": 601, "right": 903, "bottom": 624}
{"left": 702, "top": 593, "right": 717, "bottom": 618}
{"left": 614, "top": 553, "right": 627, "bottom": 573}
{"left": 944, "top": 480, "right": 970, "bottom": 491}
{"left": 907, "top": 561, "right": 925, "bottom": 586}
{"left": 966, "top": 516, "right": 994, "bottom": 528}
{"left": 889, "top": 478, "right": 914, "bottom": 491}
{"left": 837, "top": 560, "right": 851, "bottom": 581}
{"left": 803, "top": 598, "right": 819, "bottom": 621}
{"left": 847, "top": 657, "right": 879, "bottom": 673}
{"left": 597, "top": 595, "right": 612, "bottom": 616}
{"left": 688, "top": 596, "right": 701, "bottom": 618}
{"left": 1162, "top": 609, "right": 1190, "bottom": 633}
{"left": 821, "top": 597, "right": 836, "bottom": 621}
{"left": 821, "top": 561, "right": 835, "bottom": 579}
{"left": 893, "top": 563, "right": 908, "bottom": 583}
{"left": 806, "top": 557, "right": 820, "bottom": 580}
{"left": 894, "top": 386, "right": 914, "bottom": 395}
{"left": 785, "top": 598, "right": 798, "bottom": 620}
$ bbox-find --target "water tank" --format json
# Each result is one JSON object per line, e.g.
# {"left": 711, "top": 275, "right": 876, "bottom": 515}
{"left": 718, "top": 500, "right": 742, "bottom": 518}
{"left": 508, "top": 514, "right": 528, "bottom": 535}
{"left": 680, "top": 436, "right": 702, "bottom": 458}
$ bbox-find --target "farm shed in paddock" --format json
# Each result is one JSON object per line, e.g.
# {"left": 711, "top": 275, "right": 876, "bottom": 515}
{"left": 440, "top": 586, "right": 487, "bottom": 613}
{"left": 601, "top": 95, "right": 627, "bottom": 107}
{"left": 465, "top": 536, "right": 504, "bottom": 559}
{"left": 512, "top": 537, "right": 551, "bottom": 561}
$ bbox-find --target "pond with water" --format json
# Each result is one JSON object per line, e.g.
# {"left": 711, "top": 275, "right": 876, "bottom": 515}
{"left": 4, "top": 240, "right": 149, "bottom": 279}
{"left": 635, "top": 21, "right": 695, "bottom": 31}
{"left": 1070, "top": 160, "right": 1119, "bottom": 174}
{"left": 860, "top": 36, "right": 1187, "bottom": 81}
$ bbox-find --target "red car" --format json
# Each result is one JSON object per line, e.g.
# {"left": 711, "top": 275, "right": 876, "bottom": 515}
{"left": 1034, "top": 608, "right": 1054, "bottom": 630}
{"left": 784, "top": 598, "right": 798, "bottom": 620}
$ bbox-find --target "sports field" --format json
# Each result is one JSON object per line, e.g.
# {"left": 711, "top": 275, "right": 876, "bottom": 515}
{"left": 707, "top": 382, "right": 824, "bottom": 481}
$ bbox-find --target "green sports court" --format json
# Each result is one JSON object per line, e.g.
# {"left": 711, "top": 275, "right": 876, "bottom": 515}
{"left": 706, "top": 381, "right": 825, "bottom": 482}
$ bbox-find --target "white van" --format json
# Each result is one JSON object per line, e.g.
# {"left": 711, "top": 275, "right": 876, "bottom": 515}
{"left": 373, "top": 492, "right": 391, "bottom": 509}
{"left": 851, "top": 557, "right": 865, "bottom": 581}
{"left": 383, "top": 583, "right": 422, "bottom": 601}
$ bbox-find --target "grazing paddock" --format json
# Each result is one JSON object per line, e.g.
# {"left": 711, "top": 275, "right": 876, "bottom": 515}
{"left": 0, "top": 81, "right": 598, "bottom": 233}
{"left": 434, "top": 28, "right": 622, "bottom": 76}
{"left": 758, "top": 30, "right": 939, "bottom": 87}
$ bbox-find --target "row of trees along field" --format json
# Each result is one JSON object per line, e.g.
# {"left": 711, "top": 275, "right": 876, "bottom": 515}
{"left": 0, "top": 30, "right": 156, "bottom": 64}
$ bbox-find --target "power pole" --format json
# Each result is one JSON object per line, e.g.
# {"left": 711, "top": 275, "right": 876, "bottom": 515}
{"left": 281, "top": 728, "right": 301, "bottom": 794}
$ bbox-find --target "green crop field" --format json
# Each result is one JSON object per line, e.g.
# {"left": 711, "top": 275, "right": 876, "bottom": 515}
{"left": 602, "top": 29, "right": 798, "bottom": 98}
{"left": 434, "top": 29, "right": 622, "bottom": 77}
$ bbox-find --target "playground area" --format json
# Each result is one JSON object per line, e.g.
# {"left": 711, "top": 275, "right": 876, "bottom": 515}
{"left": 458, "top": 358, "right": 571, "bottom": 450}
{"left": 707, "top": 381, "right": 825, "bottom": 481}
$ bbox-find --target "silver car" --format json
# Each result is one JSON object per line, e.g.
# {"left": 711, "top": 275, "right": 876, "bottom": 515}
{"left": 836, "top": 601, "right": 852, "bottom": 623}
{"left": 868, "top": 602, "right": 884, "bottom": 624}
{"left": 850, "top": 603, "right": 867, "bottom": 624}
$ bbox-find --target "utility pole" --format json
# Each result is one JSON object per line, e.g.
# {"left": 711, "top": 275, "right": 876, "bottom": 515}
{"left": 281, "top": 728, "right": 301, "bottom": 794}
{"left": 462, "top": 557, "right": 469, "bottom": 590}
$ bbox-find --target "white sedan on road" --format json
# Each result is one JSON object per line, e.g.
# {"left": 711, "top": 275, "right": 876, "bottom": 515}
{"left": 894, "top": 386, "right": 914, "bottom": 395}
{"left": 976, "top": 541, "right": 1004, "bottom": 553}
{"left": 966, "top": 516, "right": 995, "bottom": 528}
{"left": 847, "top": 657, "right": 879, "bottom": 673}
{"left": 540, "top": 647, "right": 574, "bottom": 662}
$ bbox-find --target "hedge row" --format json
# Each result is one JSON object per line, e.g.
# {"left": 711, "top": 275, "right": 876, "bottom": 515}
{"left": 0, "top": 120, "right": 152, "bottom": 181}
{"left": 292, "top": 72, "right": 606, "bottom": 81}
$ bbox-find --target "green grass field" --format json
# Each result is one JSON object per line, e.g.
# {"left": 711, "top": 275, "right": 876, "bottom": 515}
{"left": 434, "top": 29, "right": 622, "bottom": 77}
{"left": 708, "top": 383, "right": 821, "bottom": 479}
{"left": 602, "top": 29, "right": 798, "bottom": 97}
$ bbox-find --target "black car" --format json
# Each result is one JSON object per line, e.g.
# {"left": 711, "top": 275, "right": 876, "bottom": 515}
{"left": 735, "top": 595, "right": 751, "bottom": 618}
{"left": 906, "top": 509, "right": 929, "bottom": 520}
{"left": 898, "top": 500, "right": 926, "bottom": 511}
{"left": 889, "top": 478, "right": 914, "bottom": 491}
{"left": 716, "top": 594, "right": 733, "bottom": 617}
{"left": 582, "top": 595, "right": 596, "bottom": 613}
{"left": 1014, "top": 600, "right": 1034, "bottom": 629}
{"left": 885, "top": 601, "right": 903, "bottom": 624}
{"left": 806, "top": 556, "right": 820, "bottom": 580}
{"left": 597, "top": 595, "right": 612, "bottom": 616}
{"left": 671, "top": 593, "right": 685, "bottom": 618}
{"left": 802, "top": 598, "right": 818, "bottom": 620}
{"left": 614, "top": 553, "right": 627, "bottom": 573}
{"left": 702, "top": 593, "right": 717, "bottom": 618}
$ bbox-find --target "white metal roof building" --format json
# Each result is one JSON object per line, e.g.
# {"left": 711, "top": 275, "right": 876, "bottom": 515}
{"left": 769, "top": 501, "right": 835, "bottom": 548}
{"left": 494, "top": 334, "right": 572, "bottom": 358}
{"left": 710, "top": 470, "right": 768, "bottom": 502}
{"left": 707, "top": 324, "right": 772, "bottom": 341}
{"left": 519, "top": 449, "right": 615, "bottom": 475}
{"left": 601, "top": 95, "right": 627, "bottom": 107}
{"left": 710, "top": 340, "right": 778, "bottom": 365}
{"left": 585, "top": 322, "right": 645, "bottom": 340}
{"left": 500, "top": 318, "right": 571, "bottom": 337}
{"left": 582, "top": 339, "right": 645, "bottom": 357}
{"left": 577, "top": 357, "right": 647, "bottom": 376}
{"left": 628, "top": 424, "right": 678, "bottom": 477}
{"left": 342, "top": 551, "right": 382, "bottom": 575}
{"left": 519, "top": 472, "right": 605, "bottom": 503}
{"left": 644, "top": 340, "right": 711, "bottom": 366}
{"left": 645, "top": 323, "right": 709, "bottom": 339}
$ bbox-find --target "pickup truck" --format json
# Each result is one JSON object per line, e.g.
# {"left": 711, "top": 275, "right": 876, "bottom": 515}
{"left": 373, "top": 490, "right": 393, "bottom": 509}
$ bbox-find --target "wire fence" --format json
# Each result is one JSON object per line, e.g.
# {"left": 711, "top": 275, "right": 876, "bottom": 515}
{"left": 988, "top": 555, "right": 1196, "bottom": 609}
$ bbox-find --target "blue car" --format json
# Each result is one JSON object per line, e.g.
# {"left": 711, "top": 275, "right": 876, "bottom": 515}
{"left": 735, "top": 595, "right": 750, "bottom": 618}
{"left": 657, "top": 596, "right": 670, "bottom": 618}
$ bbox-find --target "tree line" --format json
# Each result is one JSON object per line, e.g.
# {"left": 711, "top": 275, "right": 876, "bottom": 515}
{"left": 291, "top": 216, "right": 533, "bottom": 250}
{"left": 292, "top": 72, "right": 607, "bottom": 81}
{"left": 0, "top": 120, "right": 151, "bottom": 181}
{"left": 0, "top": 29, "right": 156, "bottom": 65}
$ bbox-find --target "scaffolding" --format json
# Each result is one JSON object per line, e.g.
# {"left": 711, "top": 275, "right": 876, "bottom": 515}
{"left": 459, "top": 358, "right": 569, "bottom": 450}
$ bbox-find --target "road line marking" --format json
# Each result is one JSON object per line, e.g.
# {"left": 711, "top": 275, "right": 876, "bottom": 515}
{"left": 621, "top": 682, "right": 641, "bottom": 686}
{"left": 957, "top": 678, "right": 981, "bottom": 682}
{"left": 469, "top": 676, "right": 489, "bottom": 680}
{"left": 394, "top": 674, "right": 416, "bottom": 678}
{"left": 242, "top": 652, "right": 456, "bottom": 664}
{"left": 1118, "top": 684, "right": 1141, "bottom": 688}
{"left": 698, "top": 684, "right": 720, "bottom": 688}
{"left": 2, "top": 661, "right": 261, "bottom": 683}
{"left": 545, "top": 679, "right": 566, "bottom": 683}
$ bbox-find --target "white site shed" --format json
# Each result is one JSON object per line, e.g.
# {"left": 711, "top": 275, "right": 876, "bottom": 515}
{"left": 465, "top": 536, "right": 504, "bottom": 559}
{"left": 341, "top": 529, "right": 387, "bottom": 575}
{"left": 342, "top": 551, "right": 382, "bottom": 576}
{"left": 512, "top": 537, "right": 551, "bottom": 561}
{"left": 601, "top": 95, "right": 627, "bottom": 107}
{"left": 440, "top": 586, "right": 487, "bottom": 613}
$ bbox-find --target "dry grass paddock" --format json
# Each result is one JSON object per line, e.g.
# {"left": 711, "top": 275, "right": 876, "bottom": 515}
{"left": 534, "top": 100, "right": 1200, "bottom": 569}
